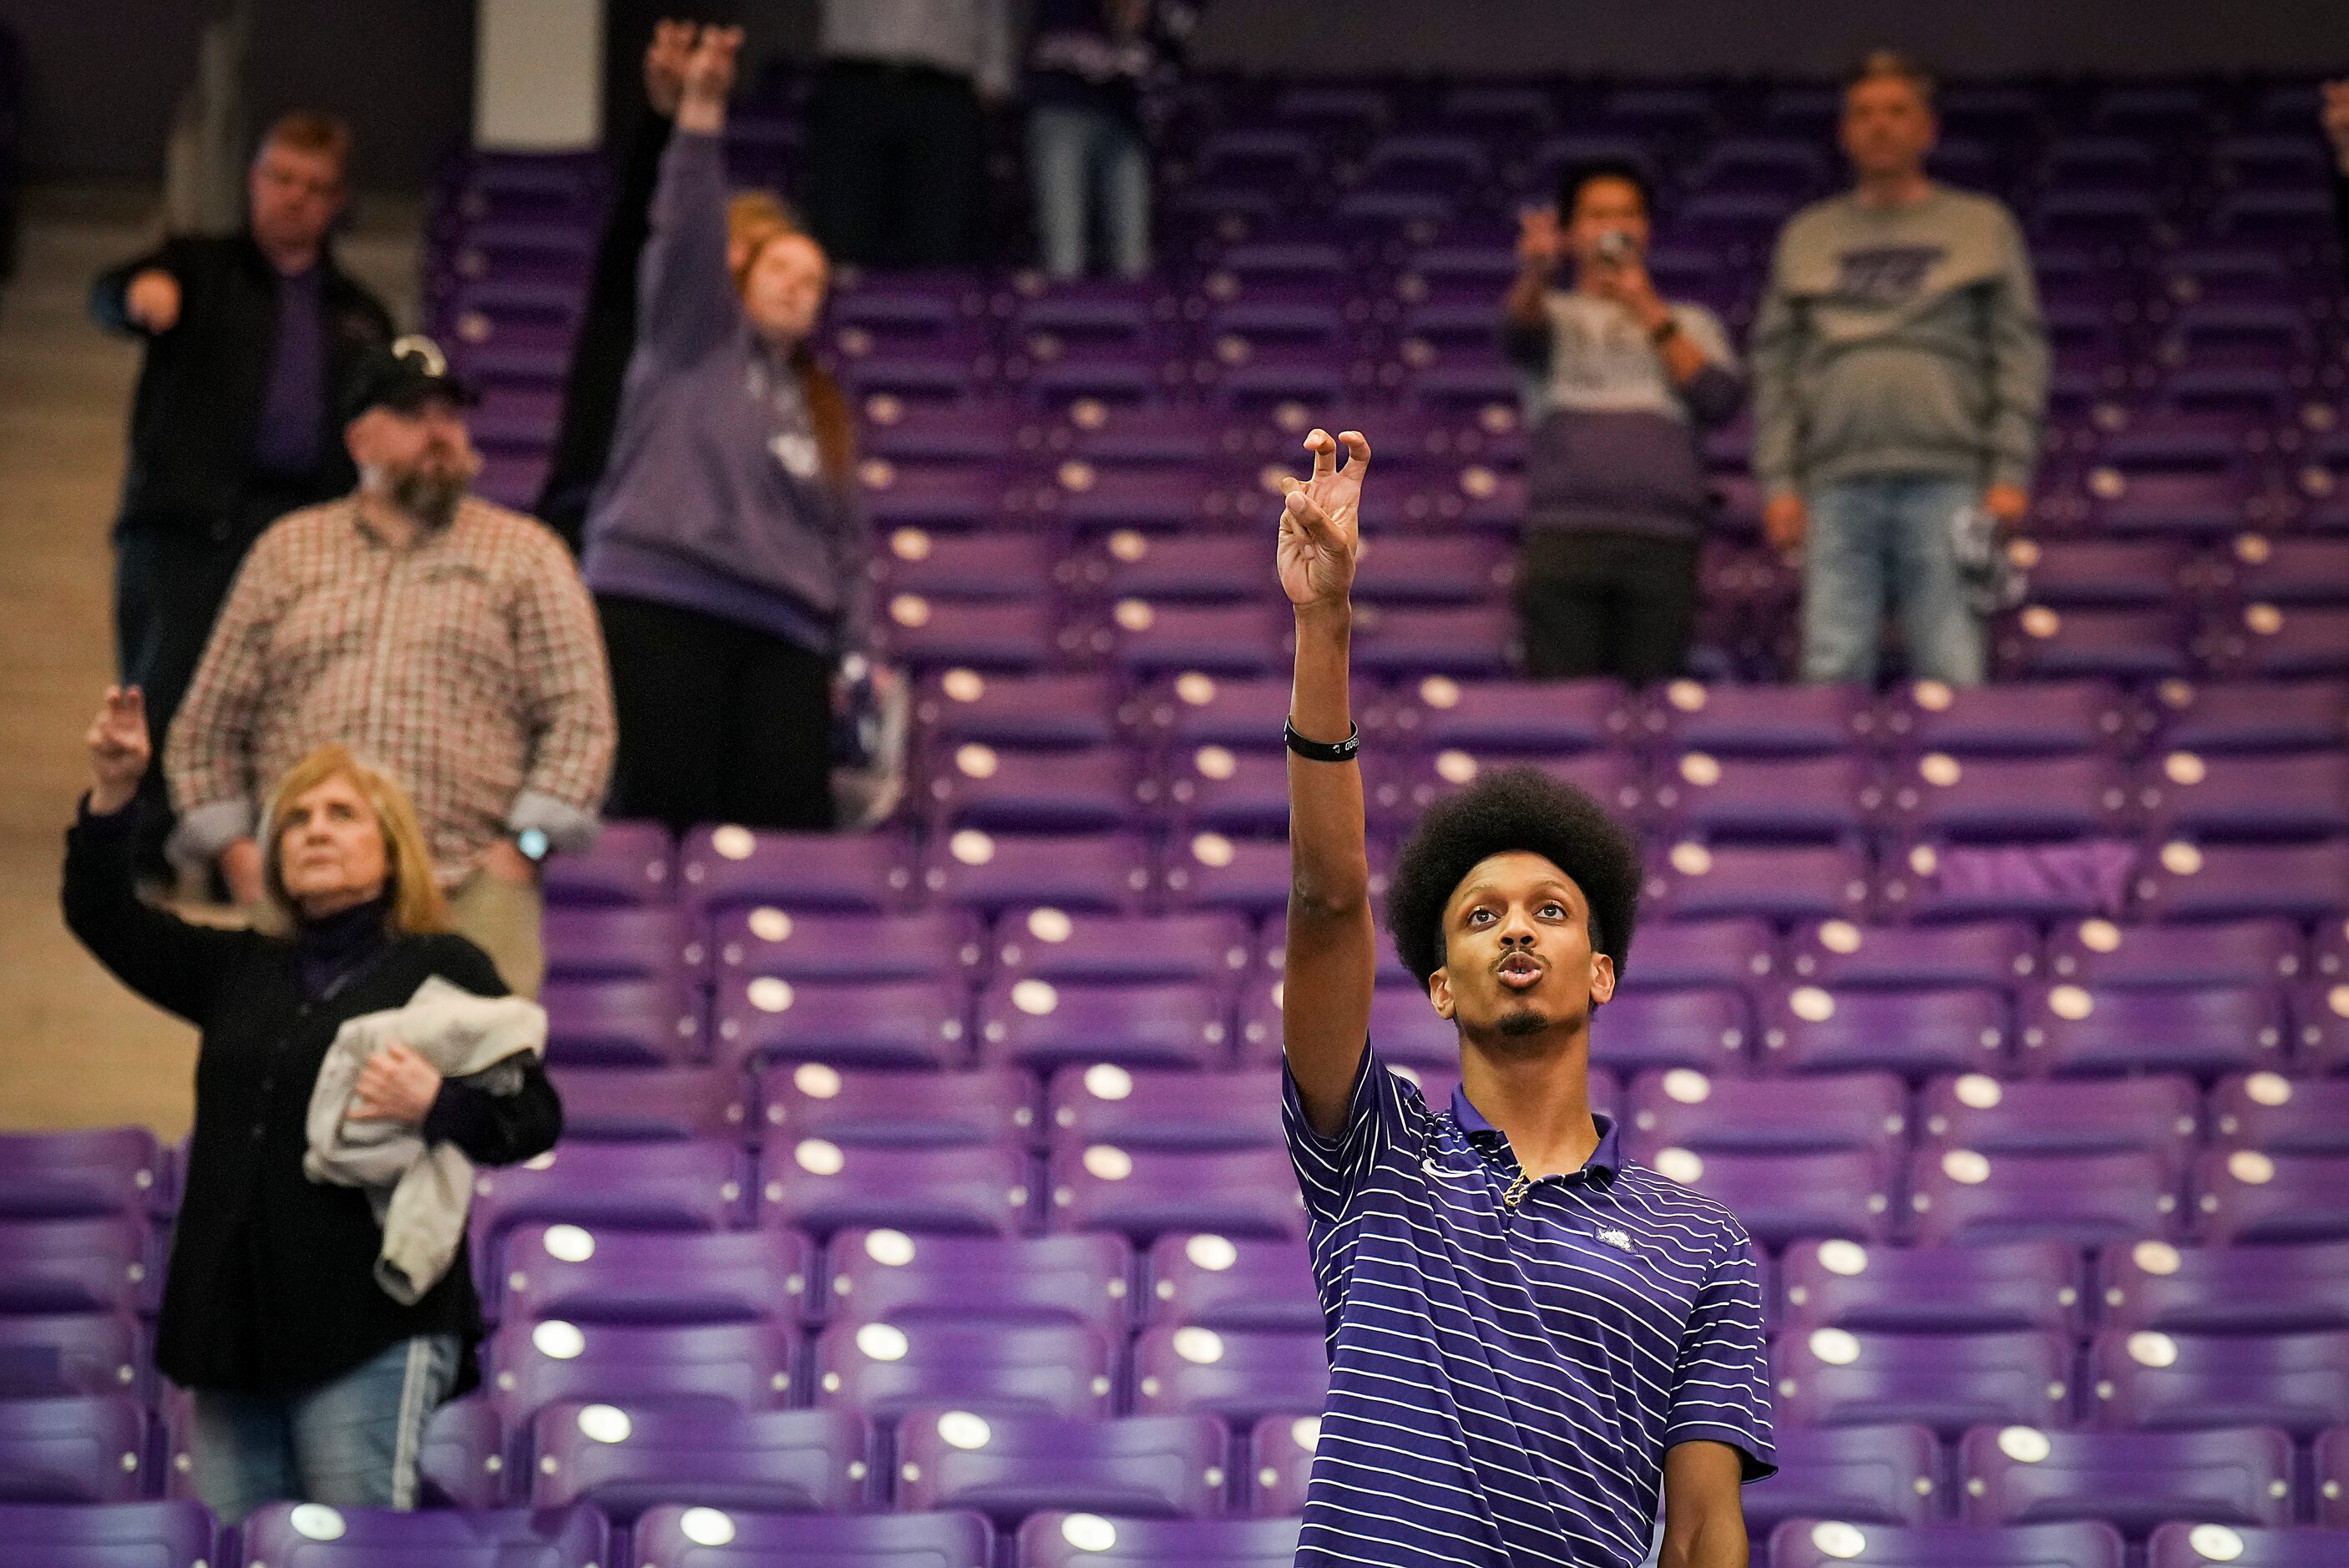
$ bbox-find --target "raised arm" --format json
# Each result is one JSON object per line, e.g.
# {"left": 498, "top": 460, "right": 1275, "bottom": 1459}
{"left": 638, "top": 24, "right": 746, "bottom": 368}
{"left": 1279, "top": 429, "right": 1377, "bottom": 1137}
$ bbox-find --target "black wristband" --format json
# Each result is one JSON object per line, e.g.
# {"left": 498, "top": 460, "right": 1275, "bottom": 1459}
{"left": 1284, "top": 717, "right": 1360, "bottom": 763}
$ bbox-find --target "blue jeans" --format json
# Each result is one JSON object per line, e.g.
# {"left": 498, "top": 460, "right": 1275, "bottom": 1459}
{"left": 1800, "top": 474, "right": 1987, "bottom": 686}
{"left": 189, "top": 1334, "right": 458, "bottom": 1526}
{"left": 1028, "top": 103, "right": 1151, "bottom": 280}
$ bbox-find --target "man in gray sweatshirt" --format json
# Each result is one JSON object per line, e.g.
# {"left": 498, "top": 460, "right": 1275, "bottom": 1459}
{"left": 1750, "top": 51, "right": 2048, "bottom": 687}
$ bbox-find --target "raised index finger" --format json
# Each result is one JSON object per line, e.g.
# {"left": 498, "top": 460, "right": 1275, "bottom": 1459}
{"left": 1337, "top": 430, "right": 1371, "bottom": 478}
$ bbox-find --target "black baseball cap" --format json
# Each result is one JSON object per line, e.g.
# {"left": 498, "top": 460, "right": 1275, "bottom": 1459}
{"left": 341, "top": 335, "right": 477, "bottom": 422}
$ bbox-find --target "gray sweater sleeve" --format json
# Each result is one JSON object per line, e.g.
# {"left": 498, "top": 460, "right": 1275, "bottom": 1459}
{"left": 1746, "top": 233, "right": 1804, "bottom": 502}
{"left": 1982, "top": 210, "right": 2051, "bottom": 493}
{"left": 638, "top": 129, "right": 739, "bottom": 368}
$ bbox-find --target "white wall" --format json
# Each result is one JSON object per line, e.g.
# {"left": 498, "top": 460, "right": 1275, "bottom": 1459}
{"left": 474, "top": 0, "right": 604, "bottom": 151}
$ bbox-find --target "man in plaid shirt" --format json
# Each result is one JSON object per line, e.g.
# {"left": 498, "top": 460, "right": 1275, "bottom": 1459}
{"left": 165, "top": 339, "right": 615, "bottom": 995}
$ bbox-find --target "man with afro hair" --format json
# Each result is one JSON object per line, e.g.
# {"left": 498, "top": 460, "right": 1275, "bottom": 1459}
{"left": 1275, "top": 427, "right": 1773, "bottom": 1567}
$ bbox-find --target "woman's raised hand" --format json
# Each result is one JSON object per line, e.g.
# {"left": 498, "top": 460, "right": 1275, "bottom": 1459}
{"left": 85, "top": 686, "right": 149, "bottom": 816}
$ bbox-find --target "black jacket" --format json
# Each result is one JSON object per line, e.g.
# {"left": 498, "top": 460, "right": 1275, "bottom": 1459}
{"left": 90, "top": 231, "right": 394, "bottom": 539}
{"left": 61, "top": 803, "right": 560, "bottom": 1396}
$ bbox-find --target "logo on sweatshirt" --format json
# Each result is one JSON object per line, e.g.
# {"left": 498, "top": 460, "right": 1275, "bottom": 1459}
{"left": 1831, "top": 244, "right": 1945, "bottom": 305}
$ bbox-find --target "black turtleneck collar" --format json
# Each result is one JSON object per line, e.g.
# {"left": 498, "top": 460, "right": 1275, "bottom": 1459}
{"left": 293, "top": 892, "right": 394, "bottom": 999}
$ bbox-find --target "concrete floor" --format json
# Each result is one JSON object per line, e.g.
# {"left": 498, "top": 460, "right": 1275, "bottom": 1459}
{"left": 0, "top": 185, "right": 418, "bottom": 1136}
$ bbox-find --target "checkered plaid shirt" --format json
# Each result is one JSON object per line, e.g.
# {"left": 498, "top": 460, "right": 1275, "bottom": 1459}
{"left": 165, "top": 494, "right": 615, "bottom": 885}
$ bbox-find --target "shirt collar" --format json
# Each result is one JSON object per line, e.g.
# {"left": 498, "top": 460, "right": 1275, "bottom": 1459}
{"left": 1450, "top": 1085, "right": 1623, "bottom": 1178}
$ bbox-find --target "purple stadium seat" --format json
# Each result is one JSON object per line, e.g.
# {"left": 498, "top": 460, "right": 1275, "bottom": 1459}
{"left": 884, "top": 595, "right": 1059, "bottom": 672}
{"left": 713, "top": 976, "right": 970, "bottom": 1073}
{"left": 418, "top": 1398, "right": 505, "bottom": 1507}
{"left": 0, "top": 1218, "right": 150, "bottom": 1314}
{"left": 1878, "top": 836, "right": 2137, "bottom": 925}
{"left": 0, "top": 1398, "right": 146, "bottom": 1503}
{"left": 1759, "top": 984, "right": 2010, "bottom": 1078}
{"left": 2154, "top": 680, "right": 2349, "bottom": 754}
{"left": 2144, "top": 752, "right": 2349, "bottom": 841}
{"left": 1587, "top": 987, "right": 1754, "bottom": 1076}
{"left": 996, "top": 910, "right": 1253, "bottom": 988}
{"left": 1997, "top": 605, "right": 2191, "bottom": 681}
{"left": 632, "top": 1505, "right": 995, "bottom": 1567}
{"left": 1137, "top": 675, "right": 1308, "bottom": 752}
{"left": 926, "top": 746, "right": 1144, "bottom": 834}
{"left": 1046, "top": 1067, "right": 1285, "bottom": 1152}
{"left": 1645, "top": 842, "right": 1873, "bottom": 923}
{"left": 1916, "top": 1073, "right": 2200, "bottom": 1169}
{"left": 882, "top": 529, "right": 1053, "bottom": 602}
{"left": 1650, "top": 752, "right": 1877, "bottom": 842}
{"left": 1881, "top": 679, "right": 2130, "bottom": 756}
{"left": 236, "top": 1500, "right": 608, "bottom": 1566}
{"left": 2014, "top": 983, "right": 2285, "bottom": 1077}
{"left": 1129, "top": 1325, "right": 1329, "bottom": 1426}
{"left": 542, "top": 907, "right": 695, "bottom": 984}
{"left": 1780, "top": 1239, "right": 2085, "bottom": 1337}
{"left": 2134, "top": 841, "right": 2349, "bottom": 923}
{"left": 2194, "top": 1150, "right": 2349, "bottom": 1244}
{"left": 1244, "top": 1412, "right": 1318, "bottom": 1517}
{"left": 1909, "top": 1147, "right": 2181, "bottom": 1247}
{"left": 1351, "top": 535, "right": 1511, "bottom": 605}
{"left": 2012, "top": 538, "right": 2191, "bottom": 609}
{"left": 497, "top": 1226, "right": 813, "bottom": 1327}
{"left": 528, "top": 1402, "right": 867, "bottom": 1515}
{"left": 1786, "top": 919, "right": 2038, "bottom": 989}
{"left": 2323, "top": 1429, "right": 2349, "bottom": 1527}
{"left": 1772, "top": 1328, "right": 2074, "bottom": 1435}
{"left": 1627, "top": 1142, "right": 1893, "bottom": 1246}
{"left": 2208, "top": 1073, "right": 2349, "bottom": 1156}
{"left": 2288, "top": 980, "right": 2349, "bottom": 1073}
{"left": 0, "top": 1314, "right": 141, "bottom": 1400}
{"left": 1161, "top": 745, "right": 1294, "bottom": 835}
{"left": 1092, "top": 534, "right": 1264, "bottom": 601}
{"left": 1046, "top": 1145, "right": 1305, "bottom": 1242}
{"left": 1644, "top": 680, "right": 1874, "bottom": 756}
{"left": 758, "top": 1139, "right": 1030, "bottom": 1237}
{"left": 761, "top": 1065, "right": 1036, "bottom": 1150}
{"left": 1769, "top": 1519, "right": 2125, "bottom": 1568}
{"left": 0, "top": 1130, "right": 161, "bottom": 1220}
{"left": 550, "top": 1066, "right": 749, "bottom": 1145}
{"left": 2099, "top": 1239, "right": 2349, "bottom": 1337}
{"left": 540, "top": 820, "right": 673, "bottom": 908}
{"left": 714, "top": 908, "right": 976, "bottom": 987}
{"left": 863, "top": 393, "right": 1030, "bottom": 462}
{"left": 917, "top": 671, "right": 1121, "bottom": 749}
{"left": 1743, "top": 1424, "right": 1941, "bottom": 1532}
{"left": 1374, "top": 748, "right": 1648, "bottom": 832}
{"left": 823, "top": 1229, "right": 1132, "bottom": 1338}
{"left": 1101, "top": 602, "right": 1281, "bottom": 679}
{"left": 2212, "top": 605, "right": 2349, "bottom": 679}
{"left": 1381, "top": 675, "right": 1631, "bottom": 753}
{"left": 1959, "top": 1423, "right": 2295, "bottom": 1534}
{"left": 1347, "top": 604, "right": 1513, "bottom": 678}
{"left": 679, "top": 827, "right": 914, "bottom": 915}
{"left": 1888, "top": 754, "right": 2128, "bottom": 841}
{"left": 1145, "top": 1235, "right": 1321, "bottom": 1333}
{"left": 486, "top": 1318, "right": 800, "bottom": 1423}
{"left": 541, "top": 977, "right": 702, "bottom": 1068}
{"left": 976, "top": 979, "right": 1233, "bottom": 1074}
{"left": 0, "top": 1500, "right": 214, "bottom": 1566}
{"left": 469, "top": 1141, "right": 743, "bottom": 1239}
{"left": 1625, "top": 1070, "right": 1907, "bottom": 1159}
{"left": 2090, "top": 1328, "right": 2349, "bottom": 1437}
{"left": 2043, "top": 918, "right": 2301, "bottom": 988}
{"left": 1615, "top": 918, "right": 1778, "bottom": 990}
{"left": 894, "top": 1410, "right": 1228, "bottom": 1521}
{"left": 1018, "top": 1513, "right": 1300, "bottom": 1567}
{"left": 2146, "top": 1524, "right": 2349, "bottom": 1568}
{"left": 811, "top": 1318, "right": 1116, "bottom": 1421}
{"left": 2229, "top": 538, "right": 2349, "bottom": 606}
{"left": 1160, "top": 833, "right": 1295, "bottom": 916}
{"left": 924, "top": 831, "right": 1154, "bottom": 914}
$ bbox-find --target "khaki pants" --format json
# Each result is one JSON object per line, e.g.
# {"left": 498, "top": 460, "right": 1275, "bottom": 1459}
{"left": 444, "top": 870, "right": 544, "bottom": 999}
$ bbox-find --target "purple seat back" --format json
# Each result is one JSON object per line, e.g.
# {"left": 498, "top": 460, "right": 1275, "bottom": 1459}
{"left": 1917, "top": 1072, "right": 2200, "bottom": 1168}
{"left": 1786, "top": 920, "right": 2038, "bottom": 989}
{"left": 925, "top": 832, "right": 1155, "bottom": 914}
{"left": 1769, "top": 1519, "right": 2125, "bottom": 1568}
{"left": 1653, "top": 752, "right": 1877, "bottom": 842}
{"left": 1779, "top": 1240, "right": 2084, "bottom": 1338}
{"left": 2195, "top": 1151, "right": 2349, "bottom": 1244}
{"left": 0, "top": 1314, "right": 142, "bottom": 1401}
{"left": 2145, "top": 1524, "right": 2349, "bottom": 1568}
{"left": 1047, "top": 1145, "right": 1305, "bottom": 1242}
{"left": 1617, "top": 918, "right": 1778, "bottom": 990}
{"left": 1627, "top": 1069, "right": 1907, "bottom": 1158}
{"left": 549, "top": 1066, "right": 749, "bottom": 1144}
{"left": 529, "top": 1402, "right": 866, "bottom": 1516}
{"left": 2208, "top": 1073, "right": 2349, "bottom": 1157}
{"left": 1958, "top": 1424, "right": 2295, "bottom": 1534}
{"left": 2015, "top": 983, "right": 2285, "bottom": 1078}
{"left": 0, "top": 1499, "right": 213, "bottom": 1565}
{"left": 2134, "top": 841, "right": 2349, "bottom": 923}
{"left": 1742, "top": 1424, "right": 1941, "bottom": 1531}
{"left": 977, "top": 980, "right": 1234, "bottom": 1074}
{"left": 1047, "top": 1067, "right": 1284, "bottom": 1152}
{"left": 1647, "top": 842, "right": 1872, "bottom": 923}
{"left": 2044, "top": 918, "right": 2302, "bottom": 989}
{"left": 1591, "top": 987, "right": 1755, "bottom": 1076}
{"left": 714, "top": 977, "right": 972, "bottom": 1073}
{"left": 630, "top": 1506, "right": 995, "bottom": 1568}
{"left": 918, "top": 671, "right": 1120, "bottom": 748}
{"left": 418, "top": 1397, "right": 506, "bottom": 1508}
{"left": 759, "top": 1140, "right": 1030, "bottom": 1237}
{"left": 1909, "top": 1146, "right": 2180, "bottom": 1247}
{"left": 995, "top": 910, "right": 1253, "bottom": 987}
{"left": 1016, "top": 1512, "right": 1303, "bottom": 1565}
{"left": 0, "top": 1218, "right": 150, "bottom": 1314}
{"left": 486, "top": 1318, "right": 800, "bottom": 1424}
{"left": 1760, "top": 985, "right": 2011, "bottom": 1078}
{"left": 894, "top": 1410, "right": 1228, "bottom": 1521}
{"left": 1771, "top": 1328, "right": 2073, "bottom": 1435}
{"left": 540, "top": 977, "right": 702, "bottom": 1069}
{"left": 680, "top": 828, "right": 914, "bottom": 915}
{"left": 499, "top": 1226, "right": 812, "bottom": 1326}
{"left": 1386, "top": 675, "right": 1631, "bottom": 753}
{"left": 823, "top": 1229, "right": 1132, "bottom": 1338}
{"left": 1883, "top": 680, "right": 2129, "bottom": 756}
{"left": 469, "top": 1141, "right": 743, "bottom": 1239}
{"left": 1129, "top": 1325, "right": 1329, "bottom": 1426}
{"left": 236, "top": 1500, "right": 609, "bottom": 1566}
{"left": 0, "top": 1130, "right": 161, "bottom": 1221}
{"left": 1161, "top": 833, "right": 1296, "bottom": 915}
{"left": 2098, "top": 1238, "right": 2349, "bottom": 1337}
{"left": 542, "top": 907, "right": 695, "bottom": 984}
{"left": 1144, "top": 1235, "right": 1322, "bottom": 1334}
{"left": 810, "top": 1318, "right": 1114, "bottom": 1421}
{"left": 2088, "top": 1328, "right": 2349, "bottom": 1437}
{"left": 1629, "top": 1142, "right": 1894, "bottom": 1247}
{"left": 714, "top": 909, "right": 978, "bottom": 984}
{"left": 762, "top": 1065, "right": 1036, "bottom": 1149}
{"left": 927, "top": 746, "right": 1144, "bottom": 835}
{"left": 541, "top": 820, "right": 673, "bottom": 908}
{"left": 1644, "top": 680, "right": 1872, "bottom": 756}
{"left": 0, "top": 1397, "right": 146, "bottom": 1503}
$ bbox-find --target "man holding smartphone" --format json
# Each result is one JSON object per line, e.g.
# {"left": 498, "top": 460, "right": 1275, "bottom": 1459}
{"left": 1503, "top": 159, "right": 1745, "bottom": 685}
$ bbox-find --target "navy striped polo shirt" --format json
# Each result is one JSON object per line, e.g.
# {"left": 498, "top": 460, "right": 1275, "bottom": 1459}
{"left": 1283, "top": 1044, "right": 1775, "bottom": 1567}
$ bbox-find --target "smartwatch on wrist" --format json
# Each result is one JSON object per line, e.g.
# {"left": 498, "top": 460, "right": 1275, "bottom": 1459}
{"left": 513, "top": 827, "right": 551, "bottom": 864}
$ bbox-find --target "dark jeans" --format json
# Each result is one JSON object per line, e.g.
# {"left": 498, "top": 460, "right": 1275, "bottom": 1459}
{"left": 597, "top": 594, "right": 838, "bottom": 833}
{"left": 1516, "top": 529, "right": 1700, "bottom": 685}
{"left": 113, "top": 497, "right": 291, "bottom": 872}
{"left": 804, "top": 59, "right": 986, "bottom": 268}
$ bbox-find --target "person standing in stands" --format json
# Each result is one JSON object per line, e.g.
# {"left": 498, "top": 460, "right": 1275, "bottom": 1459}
{"left": 584, "top": 25, "right": 878, "bottom": 834}
{"left": 166, "top": 339, "right": 615, "bottom": 998}
{"left": 1504, "top": 160, "right": 1744, "bottom": 685}
{"left": 2323, "top": 79, "right": 2349, "bottom": 287}
{"left": 1025, "top": 0, "right": 1198, "bottom": 281}
{"left": 91, "top": 114, "right": 395, "bottom": 878}
{"left": 68, "top": 689, "right": 561, "bottom": 1525}
{"left": 1750, "top": 49, "right": 2048, "bottom": 689}
{"left": 806, "top": 0, "right": 1013, "bottom": 268}
{"left": 1273, "top": 427, "right": 1774, "bottom": 1566}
